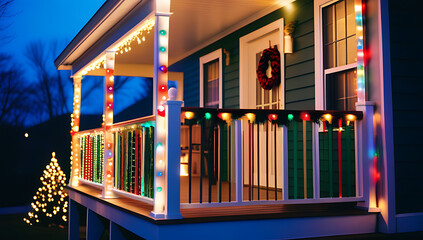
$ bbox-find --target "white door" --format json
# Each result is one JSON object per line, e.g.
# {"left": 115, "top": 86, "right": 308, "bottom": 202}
{"left": 240, "top": 19, "right": 284, "bottom": 198}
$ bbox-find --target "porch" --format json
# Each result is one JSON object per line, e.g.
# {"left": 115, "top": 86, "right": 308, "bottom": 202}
{"left": 54, "top": 0, "right": 379, "bottom": 238}
{"left": 67, "top": 183, "right": 376, "bottom": 239}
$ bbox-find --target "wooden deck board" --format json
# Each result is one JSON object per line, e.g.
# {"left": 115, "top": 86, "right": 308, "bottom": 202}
{"left": 67, "top": 183, "right": 373, "bottom": 225}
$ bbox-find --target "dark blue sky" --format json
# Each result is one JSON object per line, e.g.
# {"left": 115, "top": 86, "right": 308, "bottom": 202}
{"left": 0, "top": 0, "right": 150, "bottom": 124}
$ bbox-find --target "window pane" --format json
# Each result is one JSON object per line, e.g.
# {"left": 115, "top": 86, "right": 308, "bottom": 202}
{"left": 346, "top": 0, "right": 356, "bottom": 37}
{"left": 324, "top": 43, "right": 336, "bottom": 69}
{"left": 347, "top": 36, "right": 357, "bottom": 64}
{"left": 346, "top": 69, "right": 357, "bottom": 110}
{"left": 326, "top": 68, "right": 357, "bottom": 111}
{"left": 336, "top": 39, "right": 346, "bottom": 66}
{"left": 204, "top": 59, "right": 219, "bottom": 108}
{"left": 323, "top": 5, "right": 335, "bottom": 44}
{"left": 336, "top": 1, "right": 346, "bottom": 40}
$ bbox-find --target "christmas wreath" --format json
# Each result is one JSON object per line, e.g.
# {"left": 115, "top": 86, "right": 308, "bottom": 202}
{"left": 256, "top": 47, "right": 281, "bottom": 90}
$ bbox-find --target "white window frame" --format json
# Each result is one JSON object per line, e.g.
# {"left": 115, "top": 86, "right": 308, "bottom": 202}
{"left": 199, "top": 49, "right": 223, "bottom": 108}
{"left": 314, "top": 0, "right": 357, "bottom": 110}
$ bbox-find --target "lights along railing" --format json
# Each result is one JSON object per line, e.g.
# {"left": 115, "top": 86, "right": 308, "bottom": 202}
{"left": 180, "top": 108, "right": 363, "bottom": 205}
{"left": 111, "top": 116, "right": 156, "bottom": 199}
{"left": 78, "top": 129, "right": 104, "bottom": 184}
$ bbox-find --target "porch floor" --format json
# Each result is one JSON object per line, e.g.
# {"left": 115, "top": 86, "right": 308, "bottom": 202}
{"left": 67, "top": 183, "right": 372, "bottom": 224}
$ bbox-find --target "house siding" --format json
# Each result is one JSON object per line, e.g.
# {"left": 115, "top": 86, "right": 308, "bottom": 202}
{"left": 170, "top": 0, "right": 315, "bottom": 110}
{"left": 388, "top": 0, "right": 423, "bottom": 214}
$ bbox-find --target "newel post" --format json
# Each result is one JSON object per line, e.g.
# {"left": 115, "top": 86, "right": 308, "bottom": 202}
{"left": 165, "top": 98, "right": 183, "bottom": 219}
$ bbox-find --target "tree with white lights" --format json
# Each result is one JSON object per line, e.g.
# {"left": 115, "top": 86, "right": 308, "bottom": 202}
{"left": 24, "top": 152, "right": 68, "bottom": 226}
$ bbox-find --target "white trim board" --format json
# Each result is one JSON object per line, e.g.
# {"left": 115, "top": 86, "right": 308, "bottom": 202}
{"left": 199, "top": 49, "right": 223, "bottom": 108}
{"left": 396, "top": 212, "right": 423, "bottom": 233}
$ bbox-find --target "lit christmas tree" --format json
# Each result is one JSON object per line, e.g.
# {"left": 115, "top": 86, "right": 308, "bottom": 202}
{"left": 23, "top": 152, "right": 68, "bottom": 226}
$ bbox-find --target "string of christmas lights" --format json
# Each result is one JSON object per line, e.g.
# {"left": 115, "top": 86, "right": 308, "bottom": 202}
{"left": 23, "top": 153, "right": 68, "bottom": 226}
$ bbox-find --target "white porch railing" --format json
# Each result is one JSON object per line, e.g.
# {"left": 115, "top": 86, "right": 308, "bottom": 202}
{"left": 179, "top": 107, "right": 367, "bottom": 208}
{"left": 71, "top": 105, "right": 377, "bottom": 219}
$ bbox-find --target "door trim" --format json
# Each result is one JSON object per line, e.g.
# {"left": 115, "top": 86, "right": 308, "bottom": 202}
{"left": 239, "top": 19, "right": 285, "bottom": 109}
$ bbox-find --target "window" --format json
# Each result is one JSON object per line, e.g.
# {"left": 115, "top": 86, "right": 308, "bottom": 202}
{"left": 200, "top": 49, "right": 222, "bottom": 108}
{"left": 320, "top": 0, "right": 357, "bottom": 111}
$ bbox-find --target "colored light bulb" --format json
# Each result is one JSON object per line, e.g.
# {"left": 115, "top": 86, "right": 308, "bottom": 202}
{"left": 268, "top": 114, "right": 278, "bottom": 121}
{"left": 157, "top": 187, "right": 162, "bottom": 192}
{"left": 157, "top": 105, "right": 165, "bottom": 117}
{"left": 159, "top": 30, "right": 167, "bottom": 35}
{"left": 288, "top": 114, "right": 294, "bottom": 121}
{"left": 185, "top": 111, "right": 194, "bottom": 120}
{"left": 205, "top": 112, "right": 212, "bottom": 120}
{"left": 160, "top": 47, "right": 166, "bottom": 52}
{"left": 157, "top": 172, "right": 163, "bottom": 177}
{"left": 159, "top": 65, "right": 168, "bottom": 73}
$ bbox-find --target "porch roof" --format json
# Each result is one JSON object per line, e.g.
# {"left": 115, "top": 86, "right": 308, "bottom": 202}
{"left": 55, "top": 0, "right": 294, "bottom": 76}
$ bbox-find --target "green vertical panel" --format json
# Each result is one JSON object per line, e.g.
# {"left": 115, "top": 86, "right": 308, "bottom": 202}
{"left": 149, "top": 126, "right": 155, "bottom": 198}
{"left": 143, "top": 127, "right": 149, "bottom": 197}
{"left": 93, "top": 135, "right": 97, "bottom": 183}
{"left": 328, "top": 124, "right": 333, "bottom": 197}
{"left": 80, "top": 137, "right": 85, "bottom": 179}
{"left": 128, "top": 131, "right": 132, "bottom": 192}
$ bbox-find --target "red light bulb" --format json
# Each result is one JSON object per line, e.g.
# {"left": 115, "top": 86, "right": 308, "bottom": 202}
{"left": 268, "top": 114, "right": 278, "bottom": 121}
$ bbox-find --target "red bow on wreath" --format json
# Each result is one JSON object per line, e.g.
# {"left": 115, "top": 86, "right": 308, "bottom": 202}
{"left": 256, "top": 47, "right": 281, "bottom": 90}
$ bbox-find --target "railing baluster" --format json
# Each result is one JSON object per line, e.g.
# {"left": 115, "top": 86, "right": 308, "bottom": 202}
{"left": 200, "top": 119, "right": 205, "bottom": 203}
{"left": 266, "top": 122, "right": 269, "bottom": 200}
{"left": 293, "top": 121, "right": 298, "bottom": 199}
{"left": 338, "top": 118, "right": 343, "bottom": 198}
{"left": 188, "top": 124, "right": 192, "bottom": 203}
{"left": 346, "top": 123, "right": 352, "bottom": 197}
{"left": 228, "top": 123, "right": 231, "bottom": 202}
{"left": 257, "top": 122, "right": 260, "bottom": 200}
{"left": 248, "top": 120, "right": 252, "bottom": 201}
{"left": 219, "top": 124, "right": 222, "bottom": 203}
{"left": 328, "top": 123, "right": 333, "bottom": 197}
{"left": 303, "top": 120, "right": 307, "bottom": 199}
{"left": 274, "top": 123, "right": 277, "bottom": 200}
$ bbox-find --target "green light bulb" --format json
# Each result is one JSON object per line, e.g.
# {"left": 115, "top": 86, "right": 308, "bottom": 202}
{"left": 157, "top": 187, "right": 162, "bottom": 192}
{"left": 160, "top": 47, "right": 166, "bottom": 52}
{"left": 288, "top": 114, "right": 294, "bottom": 121}
{"left": 159, "top": 30, "right": 167, "bottom": 36}
{"left": 205, "top": 112, "right": 212, "bottom": 120}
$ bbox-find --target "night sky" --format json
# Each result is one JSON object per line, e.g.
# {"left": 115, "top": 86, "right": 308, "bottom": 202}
{"left": 0, "top": 0, "right": 150, "bottom": 125}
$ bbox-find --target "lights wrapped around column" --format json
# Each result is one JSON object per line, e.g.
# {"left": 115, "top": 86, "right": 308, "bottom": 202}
{"left": 103, "top": 51, "right": 115, "bottom": 198}
{"left": 70, "top": 77, "right": 82, "bottom": 186}
{"left": 152, "top": 14, "right": 170, "bottom": 216}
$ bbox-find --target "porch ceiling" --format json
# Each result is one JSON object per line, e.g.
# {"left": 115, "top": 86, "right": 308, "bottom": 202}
{"left": 56, "top": 0, "right": 292, "bottom": 74}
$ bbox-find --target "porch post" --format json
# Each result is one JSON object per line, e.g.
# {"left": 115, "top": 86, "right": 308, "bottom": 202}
{"left": 164, "top": 99, "right": 183, "bottom": 219}
{"left": 102, "top": 50, "right": 116, "bottom": 198}
{"left": 356, "top": 102, "right": 378, "bottom": 212}
{"left": 70, "top": 75, "right": 82, "bottom": 187}
{"left": 151, "top": 0, "right": 172, "bottom": 218}
{"left": 234, "top": 120, "right": 243, "bottom": 203}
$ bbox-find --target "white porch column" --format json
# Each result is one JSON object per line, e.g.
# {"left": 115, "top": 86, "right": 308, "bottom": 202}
{"left": 151, "top": 0, "right": 173, "bottom": 218}
{"left": 102, "top": 50, "right": 116, "bottom": 198}
{"left": 70, "top": 75, "right": 82, "bottom": 187}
